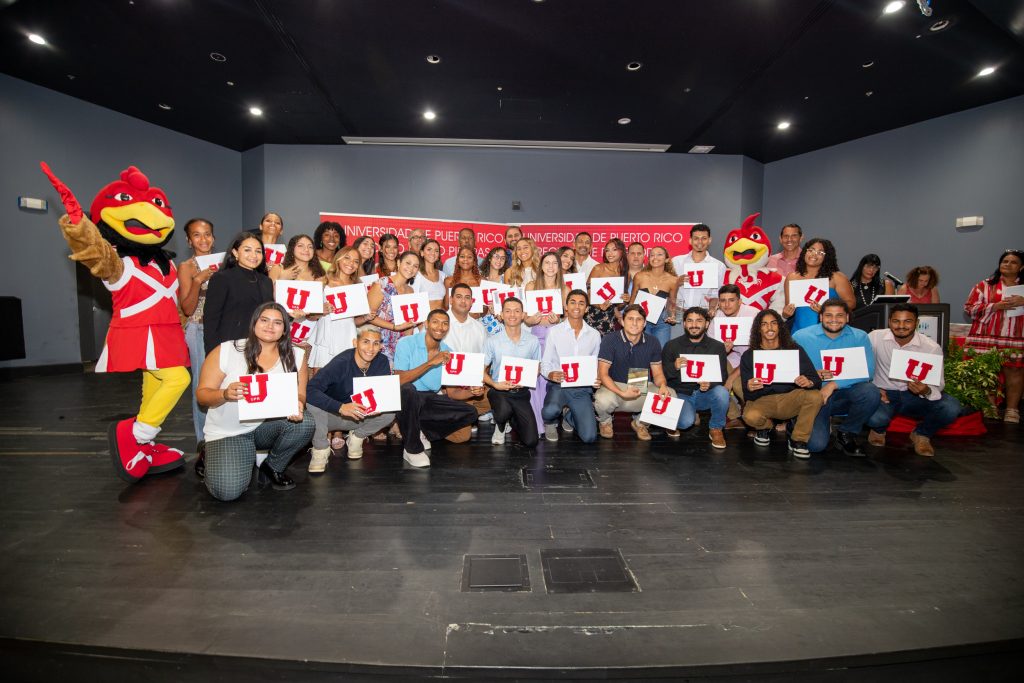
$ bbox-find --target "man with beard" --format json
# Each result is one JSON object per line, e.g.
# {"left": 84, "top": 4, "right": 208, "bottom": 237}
{"left": 662, "top": 307, "right": 731, "bottom": 448}
{"left": 573, "top": 231, "right": 600, "bottom": 279}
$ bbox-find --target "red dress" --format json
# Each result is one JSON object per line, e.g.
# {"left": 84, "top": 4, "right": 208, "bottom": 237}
{"left": 95, "top": 256, "right": 190, "bottom": 372}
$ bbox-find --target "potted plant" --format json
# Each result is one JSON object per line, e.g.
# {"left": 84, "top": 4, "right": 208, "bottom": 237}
{"left": 944, "top": 340, "right": 1009, "bottom": 418}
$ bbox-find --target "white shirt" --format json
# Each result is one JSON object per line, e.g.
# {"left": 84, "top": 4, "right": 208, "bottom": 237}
{"left": 672, "top": 253, "right": 725, "bottom": 309}
{"left": 446, "top": 312, "right": 488, "bottom": 354}
{"left": 412, "top": 270, "right": 447, "bottom": 302}
{"left": 541, "top": 319, "right": 602, "bottom": 378}
{"left": 575, "top": 256, "right": 600, "bottom": 280}
{"left": 868, "top": 328, "right": 944, "bottom": 400}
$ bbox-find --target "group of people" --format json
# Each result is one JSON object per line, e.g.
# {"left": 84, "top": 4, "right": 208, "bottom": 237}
{"left": 177, "top": 213, "right": 1024, "bottom": 502}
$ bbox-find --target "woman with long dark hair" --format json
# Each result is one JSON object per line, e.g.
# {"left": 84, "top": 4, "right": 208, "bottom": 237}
{"left": 783, "top": 238, "right": 855, "bottom": 332}
{"left": 269, "top": 234, "right": 327, "bottom": 283}
{"left": 585, "top": 238, "right": 628, "bottom": 335}
{"left": 366, "top": 250, "right": 422, "bottom": 364}
{"left": 376, "top": 233, "right": 400, "bottom": 278}
{"left": 203, "top": 232, "right": 273, "bottom": 355}
{"left": 196, "top": 303, "right": 314, "bottom": 501}
{"left": 352, "top": 236, "right": 378, "bottom": 277}
{"left": 628, "top": 246, "right": 679, "bottom": 346}
{"left": 850, "top": 253, "right": 894, "bottom": 309}
{"left": 412, "top": 238, "right": 446, "bottom": 311}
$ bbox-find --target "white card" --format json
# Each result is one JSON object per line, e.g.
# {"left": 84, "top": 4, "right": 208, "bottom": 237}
{"left": 633, "top": 289, "right": 667, "bottom": 323}
{"left": 639, "top": 392, "right": 683, "bottom": 430}
{"left": 236, "top": 372, "right": 299, "bottom": 422}
{"left": 324, "top": 284, "right": 370, "bottom": 320}
{"left": 709, "top": 316, "right": 754, "bottom": 346}
{"left": 466, "top": 287, "right": 485, "bottom": 314}
{"left": 351, "top": 375, "right": 401, "bottom": 413}
{"left": 676, "top": 354, "right": 723, "bottom": 383}
{"left": 819, "top": 347, "right": 869, "bottom": 381}
{"left": 524, "top": 288, "right": 564, "bottom": 316}
{"left": 1003, "top": 285, "right": 1024, "bottom": 318}
{"left": 752, "top": 350, "right": 801, "bottom": 384}
{"left": 564, "top": 272, "right": 587, "bottom": 294}
{"left": 441, "top": 351, "right": 485, "bottom": 387}
{"left": 683, "top": 263, "right": 715, "bottom": 289}
{"left": 263, "top": 244, "right": 286, "bottom": 266}
{"left": 558, "top": 355, "right": 597, "bottom": 388}
{"left": 478, "top": 279, "right": 504, "bottom": 308}
{"left": 497, "top": 356, "right": 540, "bottom": 388}
{"left": 275, "top": 280, "right": 324, "bottom": 314}
{"left": 289, "top": 319, "right": 315, "bottom": 345}
{"left": 390, "top": 291, "right": 430, "bottom": 324}
{"left": 360, "top": 273, "right": 380, "bottom": 289}
{"left": 194, "top": 252, "right": 225, "bottom": 272}
{"left": 590, "top": 276, "right": 625, "bottom": 304}
{"left": 789, "top": 278, "right": 830, "bottom": 308}
{"left": 889, "top": 349, "right": 944, "bottom": 387}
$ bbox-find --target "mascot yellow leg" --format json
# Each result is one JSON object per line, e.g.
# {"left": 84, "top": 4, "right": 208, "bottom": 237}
{"left": 138, "top": 366, "right": 190, "bottom": 434}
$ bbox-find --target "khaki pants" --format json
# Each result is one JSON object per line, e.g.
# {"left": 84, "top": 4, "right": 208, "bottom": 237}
{"left": 447, "top": 393, "right": 491, "bottom": 443}
{"left": 742, "top": 389, "right": 821, "bottom": 442}
{"left": 594, "top": 381, "right": 676, "bottom": 424}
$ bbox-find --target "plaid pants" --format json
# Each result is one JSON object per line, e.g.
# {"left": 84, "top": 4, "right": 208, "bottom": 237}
{"left": 205, "top": 413, "right": 315, "bottom": 502}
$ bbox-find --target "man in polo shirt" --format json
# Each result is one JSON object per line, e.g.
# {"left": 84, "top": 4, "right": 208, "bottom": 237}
{"left": 306, "top": 325, "right": 397, "bottom": 472}
{"left": 766, "top": 223, "right": 802, "bottom": 278}
{"left": 573, "top": 232, "right": 600, "bottom": 279}
{"left": 541, "top": 289, "right": 602, "bottom": 443}
{"left": 865, "top": 304, "right": 963, "bottom": 457}
{"left": 393, "top": 310, "right": 480, "bottom": 467}
{"left": 672, "top": 223, "right": 726, "bottom": 317}
{"left": 594, "top": 304, "right": 675, "bottom": 441}
{"left": 793, "top": 299, "right": 880, "bottom": 456}
{"left": 662, "top": 307, "right": 731, "bottom": 449}
{"left": 714, "top": 283, "right": 759, "bottom": 427}
{"left": 484, "top": 297, "right": 542, "bottom": 449}
{"left": 444, "top": 283, "right": 491, "bottom": 424}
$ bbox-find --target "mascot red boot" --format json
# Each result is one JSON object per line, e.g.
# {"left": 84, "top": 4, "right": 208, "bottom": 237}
{"left": 722, "top": 212, "right": 785, "bottom": 311}
{"left": 41, "top": 162, "right": 190, "bottom": 483}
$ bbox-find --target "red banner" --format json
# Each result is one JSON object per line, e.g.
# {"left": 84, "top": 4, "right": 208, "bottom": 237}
{"left": 320, "top": 212, "right": 697, "bottom": 262}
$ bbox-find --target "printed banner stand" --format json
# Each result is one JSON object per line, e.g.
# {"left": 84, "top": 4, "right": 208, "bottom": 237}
{"left": 351, "top": 375, "right": 402, "bottom": 413}
{"left": 275, "top": 280, "right": 324, "bottom": 314}
{"left": 194, "top": 252, "right": 225, "bottom": 272}
{"left": 524, "top": 288, "right": 564, "bottom": 316}
{"left": 633, "top": 289, "right": 667, "bottom": 324}
{"left": 819, "top": 347, "right": 870, "bottom": 381}
{"left": 639, "top": 392, "right": 683, "bottom": 430}
{"left": 888, "top": 349, "right": 944, "bottom": 387}
{"left": 390, "top": 292, "right": 430, "bottom": 325}
{"left": 497, "top": 357, "right": 540, "bottom": 389}
{"left": 324, "top": 284, "right": 371, "bottom": 320}
{"left": 676, "top": 354, "right": 723, "bottom": 383}
{"left": 709, "top": 316, "right": 754, "bottom": 346}
{"left": 237, "top": 372, "right": 299, "bottom": 422}
{"left": 441, "top": 351, "right": 486, "bottom": 387}
{"left": 558, "top": 355, "right": 597, "bottom": 388}
{"left": 590, "top": 277, "right": 625, "bottom": 305}
{"left": 751, "top": 350, "right": 801, "bottom": 384}
{"left": 789, "top": 278, "right": 830, "bottom": 308}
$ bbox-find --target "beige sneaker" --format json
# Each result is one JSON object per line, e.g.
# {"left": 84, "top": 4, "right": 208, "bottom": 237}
{"left": 308, "top": 447, "right": 330, "bottom": 473}
{"left": 867, "top": 430, "right": 886, "bottom": 447}
{"left": 599, "top": 421, "right": 614, "bottom": 439}
{"left": 631, "top": 419, "right": 651, "bottom": 441}
{"left": 347, "top": 431, "right": 365, "bottom": 459}
{"left": 709, "top": 429, "right": 726, "bottom": 449}
{"left": 909, "top": 431, "right": 935, "bottom": 457}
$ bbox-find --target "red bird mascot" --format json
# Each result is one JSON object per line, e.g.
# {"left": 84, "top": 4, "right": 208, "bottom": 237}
{"left": 722, "top": 212, "right": 784, "bottom": 311}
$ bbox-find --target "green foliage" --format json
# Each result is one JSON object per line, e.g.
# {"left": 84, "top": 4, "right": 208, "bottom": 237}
{"left": 943, "top": 341, "right": 1009, "bottom": 413}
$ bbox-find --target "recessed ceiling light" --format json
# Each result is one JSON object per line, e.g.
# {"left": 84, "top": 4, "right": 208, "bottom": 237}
{"left": 803, "top": 95, "right": 810, "bottom": 100}
{"left": 883, "top": 1, "right": 905, "bottom": 15}
{"left": 777, "top": 121, "right": 791, "bottom": 130}
{"left": 626, "top": 61, "right": 642, "bottom": 72}
{"left": 865, "top": 90, "right": 874, "bottom": 97}
{"left": 423, "top": 110, "right": 437, "bottom": 121}
{"left": 978, "top": 66, "right": 996, "bottom": 77}
{"left": 617, "top": 117, "right": 631, "bottom": 125}
{"left": 688, "top": 145, "right": 715, "bottom": 154}
{"left": 426, "top": 54, "right": 441, "bottom": 64}
{"left": 66, "top": 74, "right": 75, "bottom": 80}
{"left": 158, "top": 103, "right": 172, "bottom": 110}
{"left": 226, "top": 81, "right": 235, "bottom": 86}
{"left": 249, "top": 106, "right": 263, "bottom": 116}
{"left": 683, "top": 87, "right": 692, "bottom": 93}
{"left": 497, "top": 86, "right": 503, "bottom": 91}
{"left": 210, "top": 52, "right": 227, "bottom": 62}
{"left": 929, "top": 19, "right": 949, "bottom": 32}
{"left": 28, "top": 33, "right": 46, "bottom": 45}
{"left": 862, "top": 60, "right": 874, "bottom": 68}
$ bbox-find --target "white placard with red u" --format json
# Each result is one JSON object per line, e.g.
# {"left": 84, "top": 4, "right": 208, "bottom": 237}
{"left": 289, "top": 319, "right": 316, "bottom": 345}
{"left": 194, "top": 252, "right": 225, "bottom": 272}
{"left": 390, "top": 292, "right": 430, "bottom": 325}
{"left": 590, "top": 276, "right": 625, "bottom": 305}
{"left": 263, "top": 244, "right": 286, "bottom": 267}
{"left": 709, "top": 316, "right": 754, "bottom": 346}
{"left": 683, "top": 263, "right": 716, "bottom": 289}
{"left": 563, "top": 272, "right": 587, "bottom": 294}
{"left": 888, "top": 349, "right": 944, "bottom": 387}
{"left": 677, "top": 354, "right": 723, "bottom": 383}
{"left": 360, "top": 273, "right": 380, "bottom": 289}
{"left": 497, "top": 357, "right": 540, "bottom": 388}
{"left": 462, "top": 287, "right": 485, "bottom": 314}
{"left": 237, "top": 372, "right": 299, "bottom": 422}
{"left": 275, "top": 280, "right": 324, "bottom": 314}
{"left": 523, "top": 288, "right": 564, "bottom": 316}
{"left": 441, "top": 351, "right": 485, "bottom": 387}
{"left": 323, "top": 284, "right": 370, "bottom": 320}
{"left": 819, "top": 347, "right": 869, "bottom": 381}
{"left": 639, "top": 392, "right": 683, "bottom": 430}
{"left": 751, "top": 350, "right": 801, "bottom": 384}
{"left": 558, "top": 355, "right": 598, "bottom": 388}
{"left": 788, "top": 278, "right": 830, "bottom": 308}
{"left": 351, "top": 375, "right": 401, "bottom": 414}
{"left": 633, "top": 289, "right": 667, "bottom": 324}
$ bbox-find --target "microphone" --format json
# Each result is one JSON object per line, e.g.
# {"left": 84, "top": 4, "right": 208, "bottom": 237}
{"left": 883, "top": 271, "right": 903, "bottom": 287}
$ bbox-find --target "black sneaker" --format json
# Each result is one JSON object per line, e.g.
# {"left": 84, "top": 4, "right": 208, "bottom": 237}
{"left": 789, "top": 440, "right": 810, "bottom": 459}
{"left": 194, "top": 441, "right": 206, "bottom": 480}
{"left": 835, "top": 431, "right": 865, "bottom": 457}
{"left": 753, "top": 429, "right": 771, "bottom": 446}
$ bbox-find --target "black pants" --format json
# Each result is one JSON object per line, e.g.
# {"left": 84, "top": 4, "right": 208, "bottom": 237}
{"left": 487, "top": 387, "right": 539, "bottom": 448}
{"left": 398, "top": 383, "right": 478, "bottom": 455}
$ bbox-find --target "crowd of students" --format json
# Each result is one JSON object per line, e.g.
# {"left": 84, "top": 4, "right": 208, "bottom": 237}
{"left": 177, "top": 214, "right": 1024, "bottom": 501}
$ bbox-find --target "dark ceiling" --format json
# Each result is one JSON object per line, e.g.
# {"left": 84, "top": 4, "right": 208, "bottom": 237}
{"left": 3, "top": 0, "right": 1024, "bottom": 162}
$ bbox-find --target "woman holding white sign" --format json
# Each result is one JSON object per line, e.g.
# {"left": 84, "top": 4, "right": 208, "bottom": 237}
{"left": 197, "top": 303, "right": 314, "bottom": 502}
{"left": 585, "top": 238, "right": 628, "bottom": 335}
{"left": 783, "top": 238, "right": 855, "bottom": 333}
{"left": 523, "top": 252, "right": 567, "bottom": 437}
{"left": 269, "top": 234, "right": 327, "bottom": 312}
{"left": 412, "top": 239, "right": 447, "bottom": 311}
{"left": 628, "top": 246, "right": 679, "bottom": 347}
{"left": 367, "top": 251, "right": 421, "bottom": 365}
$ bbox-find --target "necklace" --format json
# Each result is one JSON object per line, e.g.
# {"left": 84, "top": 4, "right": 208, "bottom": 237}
{"left": 355, "top": 361, "right": 369, "bottom": 376}
{"left": 856, "top": 281, "right": 876, "bottom": 307}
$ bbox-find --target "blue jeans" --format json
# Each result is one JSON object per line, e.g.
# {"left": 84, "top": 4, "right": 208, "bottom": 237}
{"left": 542, "top": 385, "right": 598, "bottom": 443}
{"left": 645, "top": 318, "right": 672, "bottom": 348}
{"left": 185, "top": 322, "right": 207, "bottom": 443}
{"left": 867, "top": 389, "right": 963, "bottom": 438}
{"left": 808, "top": 381, "right": 881, "bottom": 453}
{"left": 677, "top": 385, "right": 730, "bottom": 430}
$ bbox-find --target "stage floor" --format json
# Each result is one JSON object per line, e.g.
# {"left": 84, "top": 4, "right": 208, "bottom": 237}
{"left": 1, "top": 370, "right": 1023, "bottom": 680}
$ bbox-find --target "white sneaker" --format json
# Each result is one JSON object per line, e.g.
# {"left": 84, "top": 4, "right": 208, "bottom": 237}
{"left": 347, "top": 431, "right": 364, "bottom": 459}
{"left": 561, "top": 418, "right": 574, "bottom": 433}
{"left": 470, "top": 425, "right": 478, "bottom": 435}
{"left": 491, "top": 423, "right": 506, "bottom": 445}
{"left": 420, "top": 431, "right": 432, "bottom": 451}
{"left": 544, "top": 424, "right": 559, "bottom": 442}
{"left": 308, "top": 447, "right": 330, "bottom": 473}
{"left": 505, "top": 423, "right": 512, "bottom": 433}
{"left": 403, "top": 450, "right": 430, "bottom": 467}
{"left": 479, "top": 411, "right": 493, "bottom": 423}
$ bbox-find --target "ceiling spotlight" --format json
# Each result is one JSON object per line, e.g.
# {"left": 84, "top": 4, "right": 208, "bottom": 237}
{"left": 210, "top": 52, "right": 227, "bottom": 62}
{"left": 929, "top": 19, "right": 949, "bottom": 31}
{"left": 978, "top": 66, "right": 996, "bottom": 77}
{"left": 226, "top": 81, "right": 235, "bottom": 86}
{"left": 803, "top": 95, "right": 810, "bottom": 100}
{"left": 626, "top": 61, "right": 642, "bottom": 72}
{"left": 249, "top": 106, "right": 263, "bottom": 116}
{"left": 617, "top": 117, "right": 631, "bottom": 125}
{"left": 423, "top": 110, "right": 437, "bottom": 121}
{"left": 683, "top": 87, "right": 692, "bottom": 93}
{"left": 158, "top": 103, "right": 172, "bottom": 110}
{"left": 688, "top": 145, "right": 715, "bottom": 154}
{"left": 497, "top": 86, "right": 503, "bottom": 91}
{"left": 28, "top": 33, "right": 47, "bottom": 45}
{"left": 426, "top": 54, "right": 441, "bottom": 64}
{"left": 862, "top": 60, "right": 874, "bottom": 68}
{"left": 883, "top": 1, "right": 905, "bottom": 14}
{"left": 865, "top": 90, "right": 874, "bottom": 97}
{"left": 777, "top": 121, "right": 791, "bottom": 130}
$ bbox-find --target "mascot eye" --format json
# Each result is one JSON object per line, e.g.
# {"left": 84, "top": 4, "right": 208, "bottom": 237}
{"left": 116, "top": 192, "right": 133, "bottom": 202}
{"left": 727, "top": 236, "right": 737, "bottom": 244}
{"left": 751, "top": 231, "right": 762, "bottom": 240}
{"left": 152, "top": 197, "right": 166, "bottom": 208}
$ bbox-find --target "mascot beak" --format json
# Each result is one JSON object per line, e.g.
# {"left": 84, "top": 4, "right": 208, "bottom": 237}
{"left": 726, "top": 237, "right": 769, "bottom": 265}
{"left": 100, "top": 203, "right": 175, "bottom": 245}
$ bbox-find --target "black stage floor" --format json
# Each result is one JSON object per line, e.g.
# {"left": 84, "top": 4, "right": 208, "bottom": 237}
{"left": 2, "top": 370, "right": 1023, "bottom": 681}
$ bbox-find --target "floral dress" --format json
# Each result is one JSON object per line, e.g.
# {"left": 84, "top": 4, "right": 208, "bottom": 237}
{"left": 375, "top": 277, "right": 404, "bottom": 364}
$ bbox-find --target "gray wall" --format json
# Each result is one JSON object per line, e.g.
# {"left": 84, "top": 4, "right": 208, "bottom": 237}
{"left": 0, "top": 74, "right": 242, "bottom": 368}
{"left": 763, "top": 95, "right": 1024, "bottom": 318}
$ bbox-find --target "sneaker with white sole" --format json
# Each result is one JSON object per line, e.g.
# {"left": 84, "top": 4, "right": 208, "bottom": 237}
{"left": 420, "top": 431, "right": 432, "bottom": 452}
{"left": 491, "top": 423, "right": 506, "bottom": 445}
{"left": 479, "top": 411, "right": 493, "bottom": 423}
{"left": 403, "top": 450, "right": 430, "bottom": 467}
{"left": 544, "top": 424, "right": 559, "bottom": 442}
{"left": 561, "top": 418, "right": 574, "bottom": 433}
{"left": 347, "top": 431, "right": 364, "bottom": 459}
{"left": 308, "top": 446, "right": 331, "bottom": 473}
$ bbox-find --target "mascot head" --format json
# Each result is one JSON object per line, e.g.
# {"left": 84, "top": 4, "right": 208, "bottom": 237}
{"left": 723, "top": 213, "right": 771, "bottom": 274}
{"left": 90, "top": 166, "right": 176, "bottom": 273}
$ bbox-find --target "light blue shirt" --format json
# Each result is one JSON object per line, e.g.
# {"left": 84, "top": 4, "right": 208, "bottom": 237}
{"left": 394, "top": 332, "right": 451, "bottom": 392}
{"left": 483, "top": 326, "right": 541, "bottom": 381}
{"left": 793, "top": 323, "right": 875, "bottom": 390}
